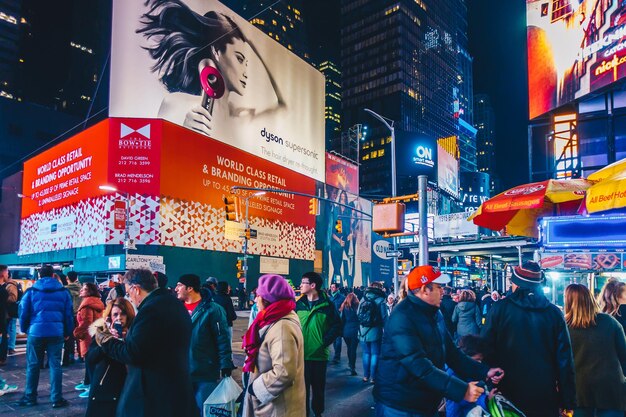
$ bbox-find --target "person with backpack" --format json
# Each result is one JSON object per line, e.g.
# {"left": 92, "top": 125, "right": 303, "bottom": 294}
{"left": 0, "top": 265, "right": 21, "bottom": 363}
{"left": 357, "top": 281, "right": 388, "bottom": 383}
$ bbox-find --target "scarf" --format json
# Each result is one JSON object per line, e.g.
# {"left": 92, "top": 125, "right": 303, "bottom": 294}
{"left": 242, "top": 298, "right": 295, "bottom": 373}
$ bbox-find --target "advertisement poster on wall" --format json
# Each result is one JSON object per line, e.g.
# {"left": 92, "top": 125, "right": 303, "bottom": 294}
{"left": 109, "top": 0, "right": 325, "bottom": 181}
{"left": 314, "top": 182, "right": 372, "bottom": 288}
{"left": 437, "top": 144, "right": 459, "bottom": 198}
{"left": 527, "top": 1, "right": 626, "bottom": 118}
{"left": 325, "top": 153, "right": 359, "bottom": 195}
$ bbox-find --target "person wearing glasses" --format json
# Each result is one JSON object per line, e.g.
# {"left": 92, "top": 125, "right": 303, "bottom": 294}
{"left": 93, "top": 269, "right": 195, "bottom": 417}
{"left": 295, "top": 272, "right": 341, "bottom": 417}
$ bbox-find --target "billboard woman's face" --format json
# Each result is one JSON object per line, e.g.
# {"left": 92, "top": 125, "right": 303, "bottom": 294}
{"left": 217, "top": 38, "right": 248, "bottom": 96}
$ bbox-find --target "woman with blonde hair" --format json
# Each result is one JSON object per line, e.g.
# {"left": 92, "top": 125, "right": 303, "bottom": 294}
{"left": 564, "top": 283, "right": 626, "bottom": 417}
{"left": 452, "top": 289, "right": 482, "bottom": 339}
{"left": 597, "top": 279, "right": 626, "bottom": 331}
{"left": 339, "top": 293, "right": 360, "bottom": 376}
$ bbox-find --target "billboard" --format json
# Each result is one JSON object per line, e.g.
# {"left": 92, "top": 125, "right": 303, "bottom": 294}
{"left": 20, "top": 119, "right": 317, "bottom": 260}
{"left": 325, "top": 152, "right": 359, "bottom": 195}
{"left": 437, "top": 144, "right": 459, "bottom": 198}
{"left": 109, "top": 0, "right": 325, "bottom": 181}
{"left": 396, "top": 132, "right": 437, "bottom": 182}
{"left": 527, "top": 1, "right": 626, "bottom": 119}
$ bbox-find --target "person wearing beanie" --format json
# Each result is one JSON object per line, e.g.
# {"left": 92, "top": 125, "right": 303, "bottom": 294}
{"left": 481, "top": 261, "right": 576, "bottom": 417}
{"left": 295, "top": 272, "right": 342, "bottom": 417}
{"left": 374, "top": 265, "right": 503, "bottom": 416}
{"left": 175, "top": 273, "right": 234, "bottom": 414}
{"left": 242, "top": 274, "right": 305, "bottom": 417}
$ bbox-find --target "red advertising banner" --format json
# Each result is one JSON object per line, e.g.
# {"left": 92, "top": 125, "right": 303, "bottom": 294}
{"left": 22, "top": 120, "right": 110, "bottom": 218}
{"left": 325, "top": 153, "right": 359, "bottom": 195}
{"left": 107, "top": 118, "right": 162, "bottom": 195}
{"left": 113, "top": 200, "right": 126, "bottom": 230}
{"left": 160, "top": 121, "right": 315, "bottom": 228}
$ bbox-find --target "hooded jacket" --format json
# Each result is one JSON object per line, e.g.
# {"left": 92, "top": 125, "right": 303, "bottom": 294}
{"left": 452, "top": 301, "right": 482, "bottom": 338}
{"left": 374, "top": 292, "right": 488, "bottom": 414}
{"left": 19, "top": 277, "right": 74, "bottom": 338}
{"left": 357, "top": 287, "right": 388, "bottom": 342}
{"left": 295, "top": 292, "right": 342, "bottom": 361}
{"left": 481, "top": 287, "right": 576, "bottom": 417}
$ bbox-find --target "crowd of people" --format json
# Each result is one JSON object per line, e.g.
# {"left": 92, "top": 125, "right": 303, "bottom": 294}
{"left": 0, "top": 262, "right": 624, "bottom": 417}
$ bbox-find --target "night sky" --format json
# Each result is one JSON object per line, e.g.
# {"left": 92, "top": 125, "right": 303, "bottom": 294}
{"left": 468, "top": 0, "right": 529, "bottom": 190}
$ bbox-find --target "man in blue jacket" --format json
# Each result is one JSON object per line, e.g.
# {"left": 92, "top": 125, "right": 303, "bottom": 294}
{"left": 18, "top": 265, "right": 74, "bottom": 408}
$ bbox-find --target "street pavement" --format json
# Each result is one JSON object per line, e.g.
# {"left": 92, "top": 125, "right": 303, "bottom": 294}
{"left": 0, "top": 310, "right": 376, "bottom": 416}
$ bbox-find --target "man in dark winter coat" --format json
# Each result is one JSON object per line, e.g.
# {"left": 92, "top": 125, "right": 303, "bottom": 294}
{"left": 481, "top": 261, "right": 576, "bottom": 417}
{"left": 95, "top": 269, "right": 195, "bottom": 417}
{"left": 374, "top": 266, "right": 504, "bottom": 417}
{"left": 175, "top": 274, "right": 234, "bottom": 412}
{"left": 439, "top": 286, "right": 457, "bottom": 337}
{"left": 18, "top": 265, "right": 74, "bottom": 408}
{"left": 212, "top": 281, "right": 238, "bottom": 345}
{"left": 328, "top": 282, "right": 345, "bottom": 364}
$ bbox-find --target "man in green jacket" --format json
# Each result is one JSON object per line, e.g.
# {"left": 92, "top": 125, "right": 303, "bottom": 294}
{"left": 296, "top": 272, "right": 341, "bottom": 417}
{"left": 175, "top": 274, "right": 234, "bottom": 414}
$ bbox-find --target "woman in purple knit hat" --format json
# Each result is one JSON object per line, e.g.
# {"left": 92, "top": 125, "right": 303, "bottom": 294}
{"left": 242, "top": 274, "right": 305, "bottom": 417}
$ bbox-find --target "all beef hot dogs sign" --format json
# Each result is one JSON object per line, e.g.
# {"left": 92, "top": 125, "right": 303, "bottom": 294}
{"left": 539, "top": 252, "right": 625, "bottom": 271}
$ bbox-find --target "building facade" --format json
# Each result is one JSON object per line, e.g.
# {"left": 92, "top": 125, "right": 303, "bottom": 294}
{"left": 474, "top": 93, "right": 497, "bottom": 192}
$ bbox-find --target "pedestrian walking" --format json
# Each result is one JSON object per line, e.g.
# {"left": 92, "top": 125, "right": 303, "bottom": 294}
{"left": 213, "top": 281, "right": 238, "bottom": 345}
{"left": 328, "top": 283, "right": 345, "bottom": 364}
{"left": 296, "top": 272, "right": 342, "bottom": 417}
{"left": 74, "top": 283, "right": 105, "bottom": 361}
{"left": 63, "top": 271, "right": 81, "bottom": 366}
{"left": 384, "top": 295, "right": 394, "bottom": 319}
{"left": 175, "top": 274, "right": 234, "bottom": 412}
{"left": 84, "top": 298, "right": 136, "bottom": 417}
{"left": 481, "top": 291, "right": 500, "bottom": 322}
{"left": 0, "top": 265, "right": 18, "bottom": 365}
{"left": 243, "top": 274, "right": 305, "bottom": 417}
{"left": 357, "top": 282, "right": 387, "bottom": 383}
{"left": 564, "top": 283, "right": 626, "bottom": 417}
{"left": 374, "top": 265, "right": 504, "bottom": 417}
{"left": 440, "top": 286, "right": 457, "bottom": 337}
{"left": 18, "top": 265, "right": 74, "bottom": 408}
{"left": 94, "top": 269, "right": 195, "bottom": 417}
{"left": 597, "top": 278, "right": 626, "bottom": 331}
{"left": 481, "top": 261, "right": 576, "bottom": 417}
{"left": 339, "top": 293, "right": 360, "bottom": 376}
{"left": 452, "top": 289, "right": 482, "bottom": 339}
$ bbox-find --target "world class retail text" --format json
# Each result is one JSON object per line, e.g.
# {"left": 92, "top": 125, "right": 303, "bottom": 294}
{"left": 36, "top": 148, "right": 85, "bottom": 175}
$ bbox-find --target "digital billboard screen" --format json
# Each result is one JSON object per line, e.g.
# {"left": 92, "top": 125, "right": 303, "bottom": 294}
{"left": 110, "top": 0, "right": 325, "bottom": 181}
{"left": 527, "top": 1, "right": 626, "bottom": 119}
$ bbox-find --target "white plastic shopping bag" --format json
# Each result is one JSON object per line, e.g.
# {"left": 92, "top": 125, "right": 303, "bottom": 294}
{"left": 203, "top": 376, "right": 243, "bottom": 417}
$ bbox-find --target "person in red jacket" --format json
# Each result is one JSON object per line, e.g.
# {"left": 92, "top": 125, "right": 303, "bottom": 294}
{"left": 74, "top": 284, "right": 104, "bottom": 357}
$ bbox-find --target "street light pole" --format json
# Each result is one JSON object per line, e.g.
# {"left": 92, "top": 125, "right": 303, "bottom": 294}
{"left": 364, "top": 108, "right": 398, "bottom": 295}
{"left": 242, "top": 191, "right": 266, "bottom": 289}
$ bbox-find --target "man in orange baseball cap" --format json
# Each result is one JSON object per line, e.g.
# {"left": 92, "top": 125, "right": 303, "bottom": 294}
{"left": 373, "top": 265, "right": 504, "bottom": 417}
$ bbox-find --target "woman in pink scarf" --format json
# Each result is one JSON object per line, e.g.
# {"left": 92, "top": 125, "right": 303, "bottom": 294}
{"left": 242, "top": 274, "right": 305, "bottom": 417}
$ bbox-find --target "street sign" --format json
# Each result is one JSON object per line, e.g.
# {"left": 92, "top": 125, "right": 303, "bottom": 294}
{"left": 249, "top": 228, "right": 258, "bottom": 239}
{"left": 385, "top": 250, "right": 403, "bottom": 258}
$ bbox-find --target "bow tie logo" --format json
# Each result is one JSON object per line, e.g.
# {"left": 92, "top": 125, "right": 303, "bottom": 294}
{"left": 121, "top": 123, "right": 151, "bottom": 139}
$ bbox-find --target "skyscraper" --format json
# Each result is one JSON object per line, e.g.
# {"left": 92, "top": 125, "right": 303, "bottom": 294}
{"left": 474, "top": 93, "right": 497, "bottom": 193}
{"left": 0, "top": 0, "right": 22, "bottom": 100}
{"left": 319, "top": 60, "right": 341, "bottom": 150}
{"left": 341, "top": 0, "right": 472, "bottom": 200}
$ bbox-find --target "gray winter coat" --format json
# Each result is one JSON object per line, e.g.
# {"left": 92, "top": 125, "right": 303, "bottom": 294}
{"left": 452, "top": 301, "right": 482, "bottom": 338}
{"left": 357, "top": 288, "right": 388, "bottom": 342}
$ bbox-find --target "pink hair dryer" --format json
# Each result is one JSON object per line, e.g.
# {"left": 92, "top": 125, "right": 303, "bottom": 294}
{"left": 200, "top": 66, "right": 225, "bottom": 115}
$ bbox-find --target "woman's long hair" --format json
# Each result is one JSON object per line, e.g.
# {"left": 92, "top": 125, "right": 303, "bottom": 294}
{"left": 138, "top": 0, "right": 245, "bottom": 94}
{"left": 104, "top": 298, "right": 137, "bottom": 330}
{"left": 340, "top": 292, "right": 359, "bottom": 312}
{"left": 597, "top": 278, "right": 625, "bottom": 317}
{"left": 83, "top": 283, "right": 100, "bottom": 298}
{"left": 459, "top": 289, "right": 476, "bottom": 303}
{"left": 564, "top": 284, "right": 598, "bottom": 329}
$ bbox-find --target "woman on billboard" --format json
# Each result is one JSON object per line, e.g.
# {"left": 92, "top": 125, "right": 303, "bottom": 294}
{"left": 138, "top": 0, "right": 284, "bottom": 138}
{"left": 330, "top": 190, "right": 353, "bottom": 286}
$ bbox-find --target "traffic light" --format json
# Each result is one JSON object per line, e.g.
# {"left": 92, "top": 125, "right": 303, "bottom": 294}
{"left": 236, "top": 259, "right": 246, "bottom": 281}
{"left": 308, "top": 198, "right": 319, "bottom": 215}
{"left": 223, "top": 196, "right": 239, "bottom": 221}
{"left": 244, "top": 228, "right": 251, "bottom": 240}
{"left": 335, "top": 219, "right": 342, "bottom": 234}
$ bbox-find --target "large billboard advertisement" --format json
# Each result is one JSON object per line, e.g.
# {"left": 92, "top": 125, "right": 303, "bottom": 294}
{"left": 527, "top": 1, "right": 626, "bottom": 119}
{"left": 325, "top": 152, "right": 359, "bottom": 195}
{"left": 437, "top": 144, "right": 459, "bottom": 198}
{"left": 20, "top": 119, "right": 317, "bottom": 260}
{"left": 109, "top": 0, "right": 325, "bottom": 181}
{"left": 396, "top": 132, "right": 438, "bottom": 182}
